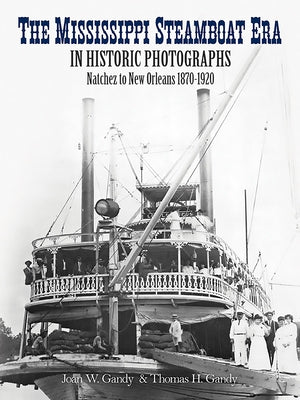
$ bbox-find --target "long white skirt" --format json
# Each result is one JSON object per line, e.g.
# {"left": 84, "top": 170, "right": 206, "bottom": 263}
{"left": 273, "top": 342, "right": 299, "bottom": 374}
{"left": 248, "top": 336, "right": 271, "bottom": 370}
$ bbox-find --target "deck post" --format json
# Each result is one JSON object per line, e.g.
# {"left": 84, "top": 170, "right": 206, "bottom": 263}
{"left": 19, "top": 310, "right": 28, "bottom": 359}
{"left": 205, "top": 246, "right": 211, "bottom": 271}
{"left": 176, "top": 244, "right": 181, "bottom": 273}
{"left": 50, "top": 248, "right": 58, "bottom": 278}
{"left": 131, "top": 299, "right": 141, "bottom": 355}
{"left": 218, "top": 249, "right": 223, "bottom": 278}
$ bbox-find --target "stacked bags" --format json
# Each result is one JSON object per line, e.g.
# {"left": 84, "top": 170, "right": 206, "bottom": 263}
{"left": 139, "top": 329, "right": 197, "bottom": 358}
{"left": 48, "top": 330, "right": 96, "bottom": 354}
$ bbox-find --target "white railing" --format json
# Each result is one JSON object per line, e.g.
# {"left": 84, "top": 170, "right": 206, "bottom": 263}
{"left": 30, "top": 273, "right": 270, "bottom": 313}
{"left": 31, "top": 274, "right": 109, "bottom": 298}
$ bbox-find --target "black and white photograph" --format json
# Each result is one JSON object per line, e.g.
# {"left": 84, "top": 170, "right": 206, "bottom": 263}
{"left": 0, "top": 1, "right": 299, "bottom": 399}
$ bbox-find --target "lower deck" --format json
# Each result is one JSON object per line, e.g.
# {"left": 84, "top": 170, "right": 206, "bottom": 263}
{"left": 0, "top": 353, "right": 299, "bottom": 399}
{"left": 25, "top": 299, "right": 234, "bottom": 359}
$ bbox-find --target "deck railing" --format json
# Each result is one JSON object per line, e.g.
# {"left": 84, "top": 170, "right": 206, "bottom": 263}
{"left": 30, "top": 273, "right": 270, "bottom": 314}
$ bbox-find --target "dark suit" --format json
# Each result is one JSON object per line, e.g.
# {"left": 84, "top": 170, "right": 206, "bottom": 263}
{"left": 265, "top": 319, "right": 279, "bottom": 364}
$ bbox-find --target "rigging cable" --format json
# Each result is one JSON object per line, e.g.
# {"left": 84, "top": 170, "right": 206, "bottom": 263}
{"left": 270, "top": 231, "right": 297, "bottom": 282}
{"left": 163, "top": 91, "right": 226, "bottom": 184}
{"left": 118, "top": 132, "right": 142, "bottom": 186}
{"left": 128, "top": 143, "right": 167, "bottom": 185}
{"left": 247, "top": 123, "right": 268, "bottom": 244}
{"left": 174, "top": 72, "right": 257, "bottom": 204}
{"left": 41, "top": 154, "right": 95, "bottom": 245}
{"left": 252, "top": 251, "right": 261, "bottom": 274}
{"left": 279, "top": 60, "right": 299, "bottom": 227}
{"left": 60, "top": 188, "right": 77, "bottom": 234}
{"left": 96, "top": 158, "right": 140, "bottom": 203}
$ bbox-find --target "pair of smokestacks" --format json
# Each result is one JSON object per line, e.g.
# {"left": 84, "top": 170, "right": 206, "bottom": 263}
{"left": 81, "top": 90, "right": 213, "bottom": 236}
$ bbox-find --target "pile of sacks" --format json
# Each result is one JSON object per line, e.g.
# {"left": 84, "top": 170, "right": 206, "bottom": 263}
{"left": 48, "top": 330, "right": 96, "bottom": 354}
{"left": 139, "top": 329, "right": 197, "bottom": 358}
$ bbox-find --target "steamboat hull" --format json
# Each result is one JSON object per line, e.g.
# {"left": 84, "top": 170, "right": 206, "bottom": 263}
{"left": 0, "top": 354, "right": 299, "bottom": 400}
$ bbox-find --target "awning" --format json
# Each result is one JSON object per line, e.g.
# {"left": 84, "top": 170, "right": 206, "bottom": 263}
{"left": 135, "top": 304, "right": 234, "bottom": 326}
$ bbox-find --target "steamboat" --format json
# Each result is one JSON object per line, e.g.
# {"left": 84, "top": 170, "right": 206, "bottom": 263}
{"left": 0, "top": 48, "right": 299, "bottom": 400}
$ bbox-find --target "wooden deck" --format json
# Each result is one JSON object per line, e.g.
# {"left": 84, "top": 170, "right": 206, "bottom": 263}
{"left": 151, "top": 350, "right": 300, "bottom": 396}
{"left": 0, "top": 353, "right": 299, "bottom": 399}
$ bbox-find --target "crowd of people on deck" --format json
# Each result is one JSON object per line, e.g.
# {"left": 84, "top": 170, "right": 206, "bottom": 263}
{"left": 23, "top": 254, "right": 264, "bottom": 305}
{"left": 133, "top": 254, "right": 264, "bottom": 306}
{"left": 229, "top": 310, "right": 299, "bottom": 374}
{"left": 22, "top": 257, "right": 109, "bottom": 284}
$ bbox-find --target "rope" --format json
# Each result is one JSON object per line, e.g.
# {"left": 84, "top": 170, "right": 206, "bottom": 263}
{"left": 248, "top": 123, "right": 268, "bottom": 244}
{"left": 60, "top": 189, "right": 77, "bottom": 234}
{"left": 279, "top": 61, "right": 298, "bottom": 224}
{"left": 252, "top": 252, "right": 261, "bottom": 274}
{"left": 158, "top": 78, "right": 254, "bottom": 209}
{"left": 41, "top": 154, "right": 95, "bottom": 245}
{"left": 118, "top": 133, "right": 142, "bottom": 186}
{"left": 139, "top": 152, "right": 167, "bottom": 185}
{"left": 270, "top": 232, "right": 297, "bottom": 282}
{"left": 184, "top": 85, "right": 251, "bottom": 186}
{"left": 96, "top": 158, "right": 140, "bottom": 203}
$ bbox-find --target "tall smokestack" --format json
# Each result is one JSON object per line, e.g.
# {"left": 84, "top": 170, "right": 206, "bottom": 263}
{"left": 197, "top": 89, "right": 214, "bottom": 227}
{"left": 81, "top": 98, "right": 95, "bottom": 240}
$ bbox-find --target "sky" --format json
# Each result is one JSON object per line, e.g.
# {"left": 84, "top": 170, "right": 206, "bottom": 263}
{"left": 1, "top": 0, "right": 300, "bottom": 398}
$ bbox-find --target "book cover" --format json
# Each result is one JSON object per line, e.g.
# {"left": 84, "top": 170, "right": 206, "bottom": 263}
{"left": 1, "top": 1, "right": 299, "bottom": 399}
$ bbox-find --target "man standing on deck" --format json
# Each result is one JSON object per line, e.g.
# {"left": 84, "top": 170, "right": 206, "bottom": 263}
{"left": 169, "top": 314, "right": 183, "bottom": 352}
{"left": 23, "top": 260, "right": 33, "bottom": 285}
{"left": 229, "top": 310, "right": 249, "bottom": 366}
{"left": 264, "top": 311, "right": 278, "bottom": 365}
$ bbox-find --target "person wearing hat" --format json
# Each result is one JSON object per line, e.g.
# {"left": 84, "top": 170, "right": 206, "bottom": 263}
{"left": 248, "top": 314, "right": 271, "bottom": 370}
{"left": 169, "top": 314, "right": 183, "bottom": 352}
{"left": 264, "top": 311, "right": 278, "bottom": 365}
{"left": 32, "top": 258, "right": 44, "bottom": 281}
{"left": 272, "top": 316, "right": 286, "bottom": 372}
{"left": 274, "top": 314, "right": 299, "bottom": 374}
{"left": 23, "top": 260, "right": 33, "bottom": 285}
{"left": 229, "top": 310, "right": 249, "bottom": 366}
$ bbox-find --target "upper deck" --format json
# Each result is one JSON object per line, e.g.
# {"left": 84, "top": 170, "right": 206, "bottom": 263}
{"left": 30, "top": 272, "right": 269, "bottom": 316}
{"left": 28, "top": 227, "right": 271, "bottom": 319}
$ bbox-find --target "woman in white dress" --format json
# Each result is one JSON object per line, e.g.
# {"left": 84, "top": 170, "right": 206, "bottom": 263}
{"left": 272, "top": 316, "right": 285, "bottom": 372}
{"left": 248, "top": 314, "right": 271, "bottom": 370}
{"left": 276, "top": 314, "right": 299, "bottom": 374}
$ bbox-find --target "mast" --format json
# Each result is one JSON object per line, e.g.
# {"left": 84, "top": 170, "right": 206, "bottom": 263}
{"left": 81, "top": 98, "right": 95, "bottom": 241}
{"left": 108, "top": 125, "right": 119, "bottom": 354}
{"left": 197, "top": 89, "right": 214, "bottom": 229}
{"left": 244, "top": 189, "right": 249, "bottom": 264}
{"left": 110, "top": 47, "right": 261, "bottom": 289}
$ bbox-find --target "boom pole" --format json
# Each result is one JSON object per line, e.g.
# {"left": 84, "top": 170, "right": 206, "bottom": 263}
{"left": 110, "top": 46, "right": 261, "bottom": 289}
{"left": 197, "top": 88, "right": 214, "bottom": 228}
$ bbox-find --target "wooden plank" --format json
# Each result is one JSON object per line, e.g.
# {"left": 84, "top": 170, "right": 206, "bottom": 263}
{"left": 151, "top": 350, "right": 300, "bottom": 396}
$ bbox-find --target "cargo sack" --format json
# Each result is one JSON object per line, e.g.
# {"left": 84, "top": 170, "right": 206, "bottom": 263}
{"left": 164, "top": 346, "right": 176, "bottom": 352}
{"left": 155, "top": 341, "right": 174, "bottom": 349}
{"left": 139, "top": 334, "right": 161, "bottom": 343}
{"left": 159, "top": 334, "right": 173, "bottom": 343}
{"left": 140, "top": 350, "right": 153, "bottom": 359}
{"left": 139, "top": 341, "right": 154, "bottom": 349}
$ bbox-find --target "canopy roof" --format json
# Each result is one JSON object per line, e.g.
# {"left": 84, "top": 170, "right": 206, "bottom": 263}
{"left": 136, "top": 183, "right": 199, "bottom": 203}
